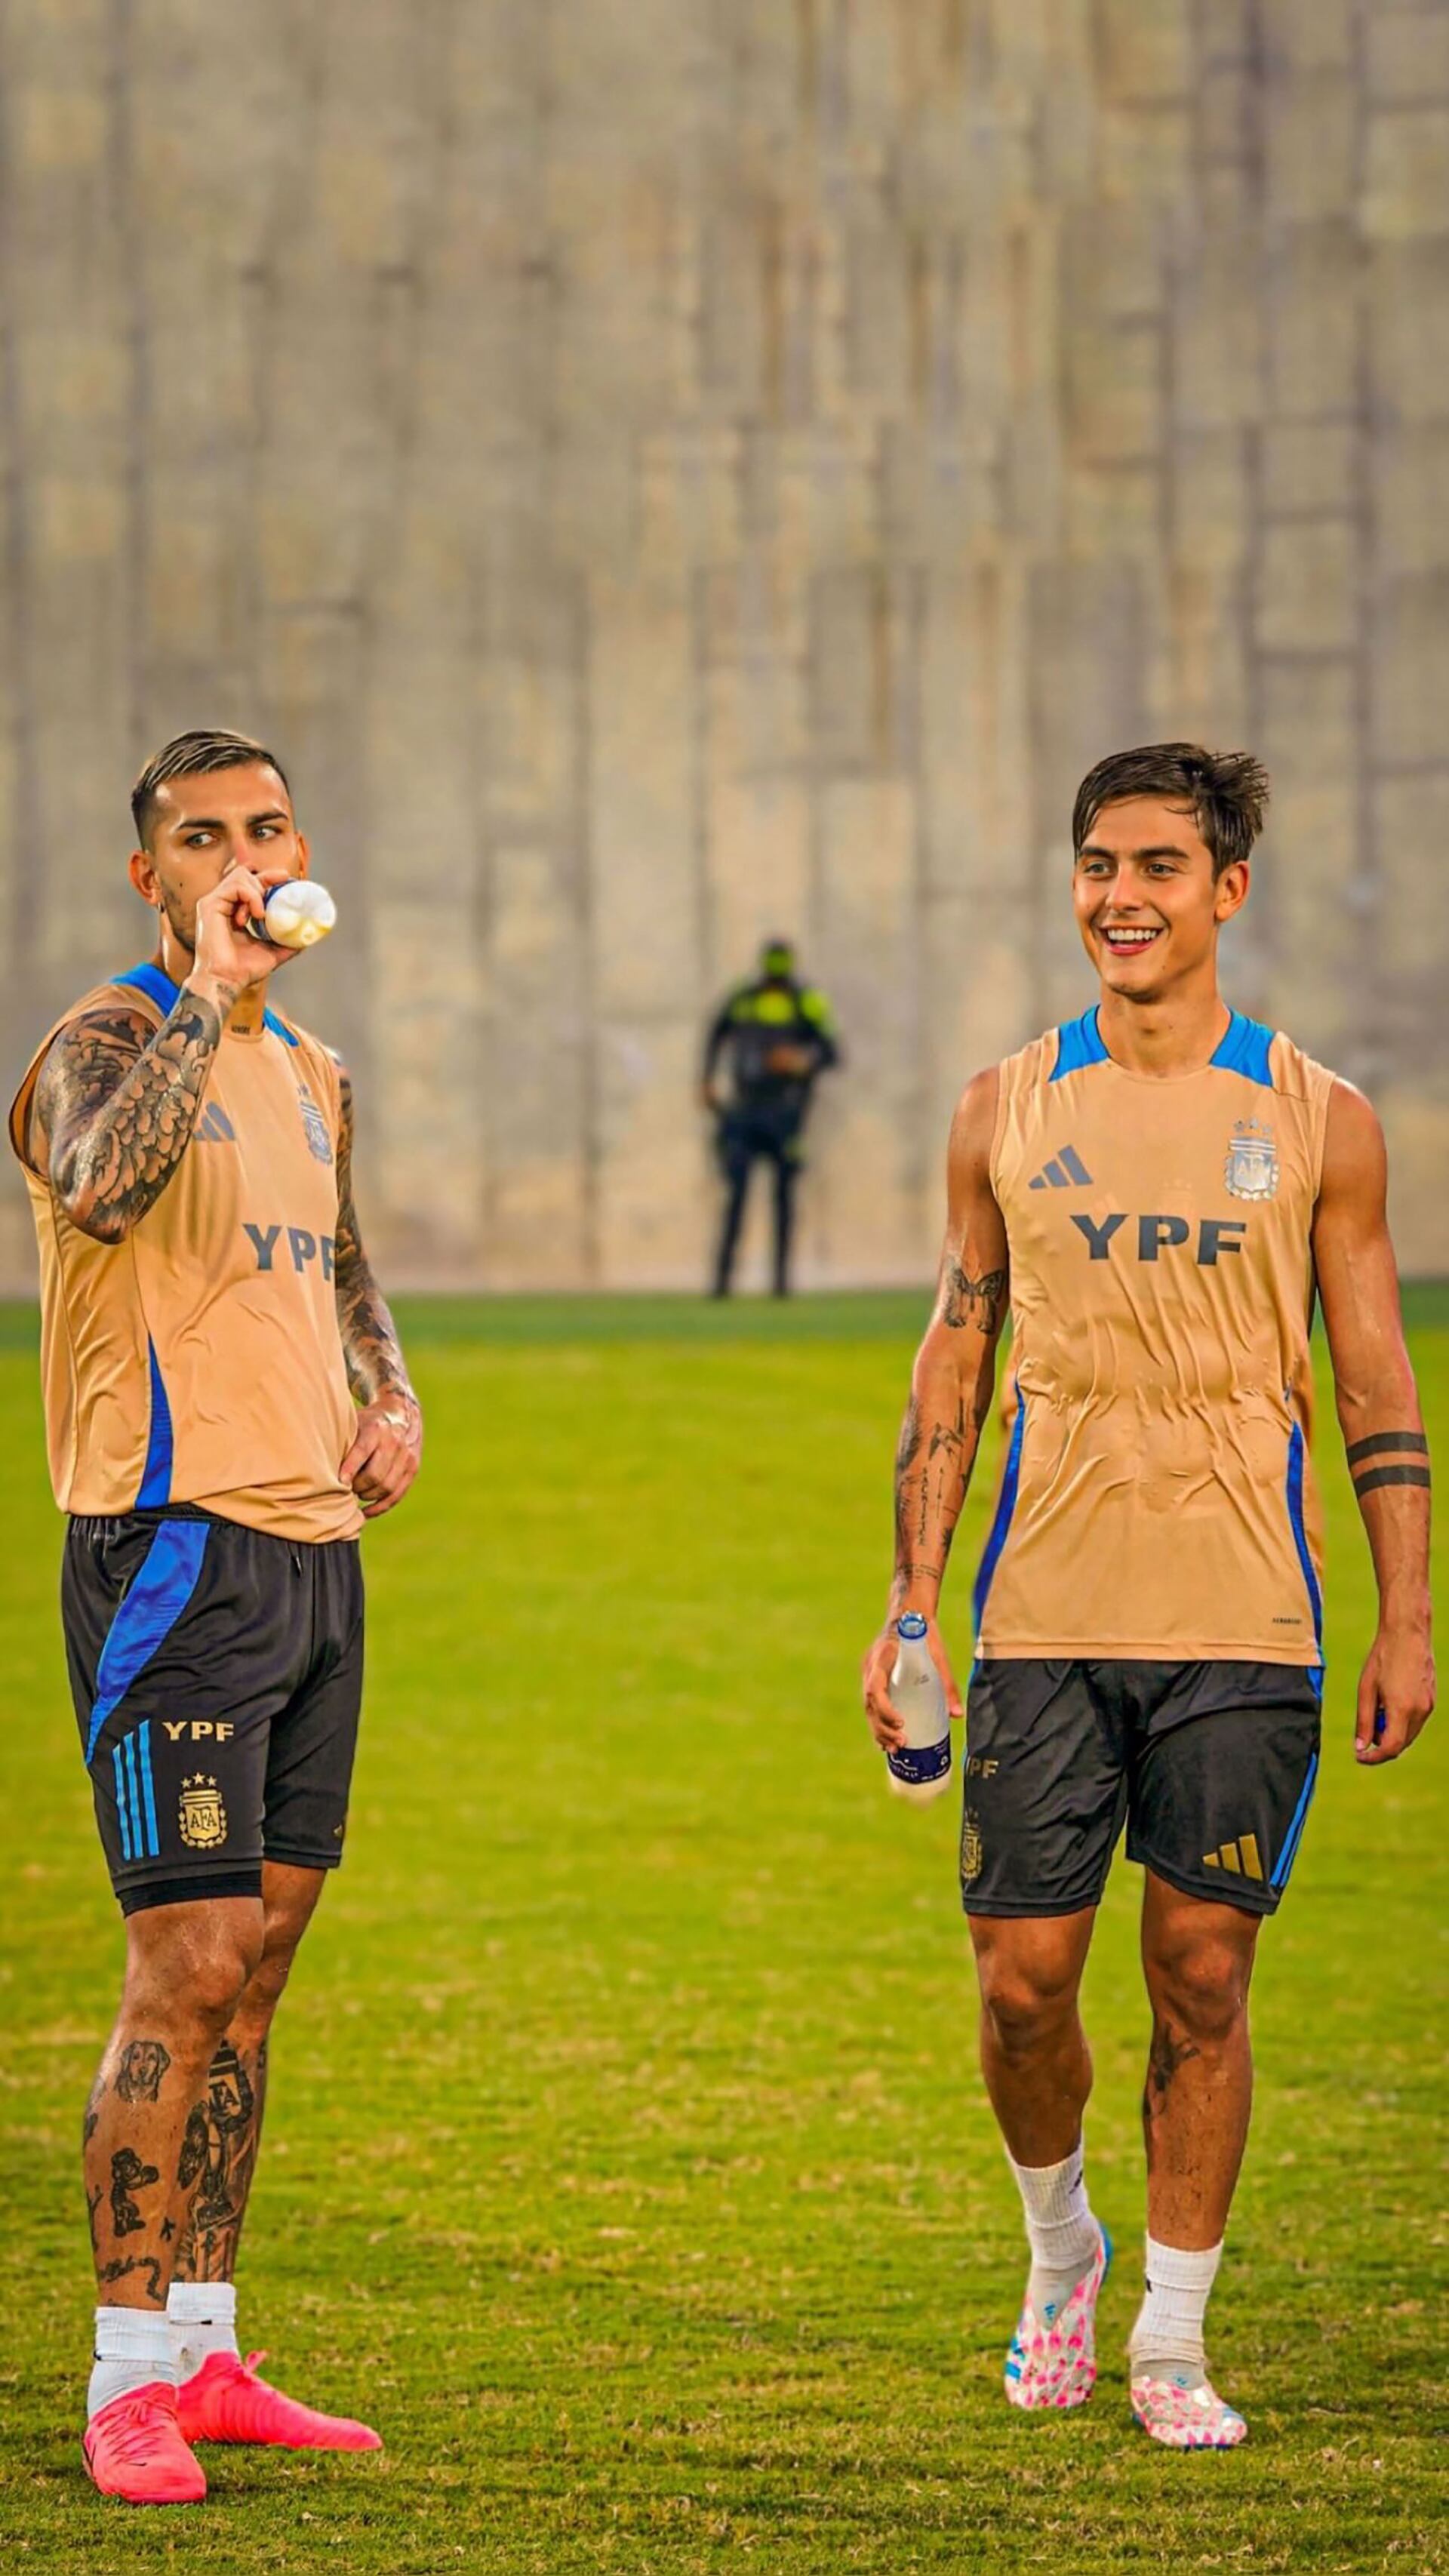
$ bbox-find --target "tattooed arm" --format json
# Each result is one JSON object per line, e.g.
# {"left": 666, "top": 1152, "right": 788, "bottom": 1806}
{"left": 1313, "top": 1078, "right": 1433, "bottom": 1765}
{"left": 32, "top": 996, "right": 223, "bottom": 1242}
{"left": 29, "top": 862, "right": 297, "bottom": 1243}
{"left": 334, "top": 1060, "right": 423, "bottom": 1518}
{"left": 862, "top": 1066, "right": 1009, "bottom": 1751}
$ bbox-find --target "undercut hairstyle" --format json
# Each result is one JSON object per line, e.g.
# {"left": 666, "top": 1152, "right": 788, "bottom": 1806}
{"left": 1072, "top": 743, "right": 1270, "bottom": 879}
{"left": 131, "top": 729, "right": 291, "bottom": 848}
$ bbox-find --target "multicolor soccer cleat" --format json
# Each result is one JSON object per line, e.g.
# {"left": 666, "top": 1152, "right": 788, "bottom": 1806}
{"left": 1004, "top": 2225, "right": 1112, "bottom": 2411}
{"left": 83, "top": 2381, "right": 208, "bottom": 2504}
{"left": 1130, "top": 2370, "right": 1247, "bottom": 2449}
{"left": 176, "top": 2350, "right": 382, "bottom": 2451}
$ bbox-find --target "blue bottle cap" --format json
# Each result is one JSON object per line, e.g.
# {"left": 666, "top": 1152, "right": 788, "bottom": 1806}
{"left": 897, "top": 1611, "right": 928, "bottom": 1641}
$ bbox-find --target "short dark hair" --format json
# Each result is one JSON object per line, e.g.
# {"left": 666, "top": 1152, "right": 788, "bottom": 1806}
{"left": 131, "top": 728, "right": 291, "bottom": 848}
{"left": 1072, "top": 743, "right": 1269, "bottom": 879}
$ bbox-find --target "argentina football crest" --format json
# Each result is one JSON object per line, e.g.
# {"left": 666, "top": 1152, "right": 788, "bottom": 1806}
{"left": 1224, "top": 1119, "right": 1278, "bottom": 1202}
{"left": 294, "top": 1076, "right": 334, "bottom": 1165}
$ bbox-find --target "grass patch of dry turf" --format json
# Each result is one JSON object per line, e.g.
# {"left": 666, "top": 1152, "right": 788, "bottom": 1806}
{"left": 0, "top": 1289, "right": 1444, "bottom": 2572}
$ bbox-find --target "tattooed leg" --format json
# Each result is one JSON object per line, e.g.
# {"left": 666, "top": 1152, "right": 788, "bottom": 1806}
{"left": 85, "top": 1908, "right": 263, "bottom": 2307}
{"left": 1140, "top": 1873, "right": 1261, "bottom": 2249}
{"left": 171, "top": 2037, "right": 268, "bottom": 2283}
{"left": 170, "top": 1862, "right": 327, "bottom": 2285}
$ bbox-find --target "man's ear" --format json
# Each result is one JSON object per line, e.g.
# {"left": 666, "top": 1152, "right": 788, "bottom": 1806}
{"left": 294, "top": 833, "right": 311, "bottom": 879}
{"left": 128, "top": 848, "right": 162, "bottom": 909}
{"left": 1214, "top": 858, "right": 1250, "bottom": 925}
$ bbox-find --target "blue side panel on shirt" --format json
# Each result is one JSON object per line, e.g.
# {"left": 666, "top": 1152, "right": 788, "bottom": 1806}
{"left": 85, "top": 1522, "right": 211, "bottom": 1762}
{"left": 137, "top": 1337, "right": 174, "bottom": 1507}
{"left": 1209, "top": 1010, "right": 1275, "bottom": 1087}
{"left": 115, "top": 957, "right": 298, "bottom": 1046}
{"left": 1284, "top": 1420, "right": 1325, "bottom": 1693}
{"left": 973, "top": 1385, "right": 1026, "bottom": 1633}
{"left": 1050, "top": 1009, "right": 1110, "bottom": 1082}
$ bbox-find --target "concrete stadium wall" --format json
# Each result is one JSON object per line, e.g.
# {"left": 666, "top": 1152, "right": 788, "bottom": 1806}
{"left": 1, "top": 0, "right": 1446, "bottom": 1290}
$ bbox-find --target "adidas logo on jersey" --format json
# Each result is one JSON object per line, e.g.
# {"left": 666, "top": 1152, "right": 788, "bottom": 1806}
{"left": 1029, "top": 1143, "right": 1092, "bottom": 1190}
{"left": 1202, "top": 1835, "right": 1263, "bottom": 1881}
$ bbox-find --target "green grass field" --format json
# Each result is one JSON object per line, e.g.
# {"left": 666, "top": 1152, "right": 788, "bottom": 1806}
{"left": 0, "top": 1291, "right": 1443, "bottom": 2574}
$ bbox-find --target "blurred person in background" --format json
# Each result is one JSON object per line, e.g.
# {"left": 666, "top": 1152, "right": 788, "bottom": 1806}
{"left": 700, "top": 938, "right": 841, "bottom": 1298}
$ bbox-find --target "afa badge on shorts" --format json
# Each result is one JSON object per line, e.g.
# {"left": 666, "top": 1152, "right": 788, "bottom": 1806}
{"left": 1224, "top": 1120, "right": 1278, "bottom": 1202}
{"left": 179, "top": 1774, "right": 228, "bottom": 1851}
{"left": 961, "top": 1806, "right": 983, "bottom": 1885}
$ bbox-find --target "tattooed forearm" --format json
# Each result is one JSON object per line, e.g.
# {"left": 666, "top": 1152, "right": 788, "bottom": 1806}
{"left": 333, "top": 1063, "right": 415, "bottom": 1409}
{"left": 892, "top": 1388, "right": 977, "bottom": 1609}
{"left": 941, "top": 1262, "right": 1008, "bottom": 1335}
{"left": 36, "top": 996, "right": 223, "bottom": 1243}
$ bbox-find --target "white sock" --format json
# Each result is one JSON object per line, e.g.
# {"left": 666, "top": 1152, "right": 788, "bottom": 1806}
{"left": 88, "top": 2305, "right": 177, "bottom": 2418}
{"left": 1006, "top": 2144, "right": 1101, "bottom": 2322}
{"left": 1129, "top": 2236, "right": 1223, "bottom": 2385}
{"left": 168, "top": 2279, "right": 241, "bottom": 2382}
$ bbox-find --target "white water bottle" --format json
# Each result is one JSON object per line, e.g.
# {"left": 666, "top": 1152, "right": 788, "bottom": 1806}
{"left": 885, "top": 1611, "right": 952, "bottom": 1805}
{"left": 245, "top": 881, "right": 337, "bottom": 949}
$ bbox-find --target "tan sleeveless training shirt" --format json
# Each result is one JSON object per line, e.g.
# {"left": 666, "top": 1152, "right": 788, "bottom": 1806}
{"left": 9, "top": 960, "right": 363, "bottom": 1543}
{"left": 974, "top": 1007, "right": 1334, "bottom": 1669}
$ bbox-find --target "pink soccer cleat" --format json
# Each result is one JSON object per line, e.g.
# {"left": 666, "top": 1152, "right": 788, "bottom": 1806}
{"left": 1131, "top": 2370, "right": 1247, "bottom": 2449}
{"left": 83, "top": 2381, "right": 207, "bottom": 2504}
{"left": 1004, "top": 2224, "right": 1112, "bottom": 2411}
{"left": 176, "top": 2350, "right": 382, "bottom": 2451}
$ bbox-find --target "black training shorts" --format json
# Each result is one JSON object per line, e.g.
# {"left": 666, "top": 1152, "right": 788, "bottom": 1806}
{"left": 63, "top": 1509, "right": 364, "bottom": 1917}
{"left": 960, "top": 1659, "right": 1321, "bottom": 1920}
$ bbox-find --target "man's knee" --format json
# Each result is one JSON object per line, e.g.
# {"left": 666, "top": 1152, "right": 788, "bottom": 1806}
{"left": 1146, "top": 1930, "right": 1252, "bottom": 2048}
{"left": 122, "top": 1902, "right": 266, "bottom": 2048}
{"left": 976, "top": 1933, "right": 1084, "bottom": 2057}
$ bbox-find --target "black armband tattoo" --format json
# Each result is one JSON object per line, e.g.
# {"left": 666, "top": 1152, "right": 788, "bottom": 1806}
{"left": 1353, "top": 1464, "right": 1432, "bottom": 1497}
{"left": 1347, "top": 1430, "right": 1431, "bottom": 1499}
{"left": 1346, "top": 1431, "right": 1428, "bottom": 1466}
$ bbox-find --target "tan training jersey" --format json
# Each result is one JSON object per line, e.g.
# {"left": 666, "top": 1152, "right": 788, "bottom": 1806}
{"left": 9, "top": 959, "right": 364, "bottom": 1544}
{"left": 974, "top": 1007, "right": 1334, "bottom": 1669}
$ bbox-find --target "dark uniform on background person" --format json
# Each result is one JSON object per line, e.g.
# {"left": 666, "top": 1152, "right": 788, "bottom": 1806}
{"left": 700, "top": 940, "right": 841, "bottom": 1297}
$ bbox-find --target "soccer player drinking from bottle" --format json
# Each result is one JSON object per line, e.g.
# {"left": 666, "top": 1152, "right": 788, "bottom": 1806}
{"left": 8, "top": 729, "right": 422, "bottom": 2504}
{"left": 861, "top": 743, "right": 1433, "bottom": 2448}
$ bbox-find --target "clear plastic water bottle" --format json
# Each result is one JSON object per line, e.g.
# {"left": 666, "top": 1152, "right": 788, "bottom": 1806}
{"left": 884, "top": 1611, "right": 952, "bottom": 1805}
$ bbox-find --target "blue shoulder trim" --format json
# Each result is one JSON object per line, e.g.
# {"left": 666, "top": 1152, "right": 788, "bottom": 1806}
{"left": 1050, "top": 1008, "right": 1109, "bottom": 1082}
{"left": 115, "top": 961, "right": 180, "bottom": 1014}
{"left": 114, "top": 960, "right": 297, "bottom": 1046}
{"left": 1209, "top": 1011, "right": 1275, "bottom": 1088}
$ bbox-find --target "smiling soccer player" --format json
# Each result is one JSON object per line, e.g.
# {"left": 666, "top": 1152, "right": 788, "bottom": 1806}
{"left": 8, "top": 730, "right": 422, "bottom": 2504}
{"left": 862, "top": 742, "right": 1434, "bottom": 2448}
